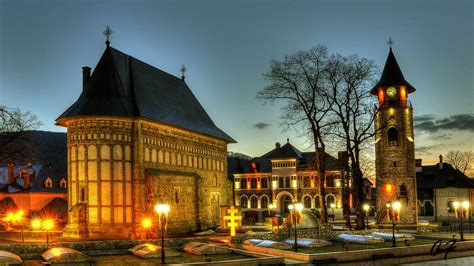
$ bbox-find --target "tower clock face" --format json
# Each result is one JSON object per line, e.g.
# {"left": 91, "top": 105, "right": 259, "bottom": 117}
{"left": 386, "top": 87, "right": 397, "bottom": 97}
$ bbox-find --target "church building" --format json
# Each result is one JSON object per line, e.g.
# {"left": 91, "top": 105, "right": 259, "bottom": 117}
{"left": 372, "top": 46, "right": 418, "bottom": 224}
{"left": 56, "top": 40, "right": 235, "bottom": 238}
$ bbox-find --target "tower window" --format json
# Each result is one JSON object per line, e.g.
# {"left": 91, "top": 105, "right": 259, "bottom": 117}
{"left": 388, "top": 127, "right": 399, "bottom": 146}
{"left": 393, "top": 161, "right": 397, "bottom": 167}
{"left": 399, "top": 185, "right": 407, "bottom": 197}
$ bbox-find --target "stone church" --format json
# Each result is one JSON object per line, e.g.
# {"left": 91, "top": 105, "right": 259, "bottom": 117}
{"left": 57, "top": 42, "right": 235, "bottom": 238}
{"left": 372, "top": 46, "right": 418, "bottom": 224}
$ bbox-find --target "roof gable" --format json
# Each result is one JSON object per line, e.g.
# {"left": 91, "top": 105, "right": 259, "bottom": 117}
{"left": 57, "top": 46, "right": 235, "bottom": 143}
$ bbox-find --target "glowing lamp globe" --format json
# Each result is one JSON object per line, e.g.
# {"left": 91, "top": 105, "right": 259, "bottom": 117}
{"left": 154, "top": 204, "right": 170, "bottom": 215}
{"left": 295, "top": 203, "right": 303, "bottom": 212}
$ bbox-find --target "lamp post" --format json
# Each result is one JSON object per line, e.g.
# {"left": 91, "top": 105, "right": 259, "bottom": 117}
{"left": 453, "top": 201, "right": 469, "bottom": 241}
{"left": 42, "top": 219, "right": 55, "bottom": 247}
{"left": 363, "top": 204, "right": 370, "bottom": 230}
{"left": 391, "top": 202, "right": 401, "bottom": 247}
{"left": 268, "top": 203, "right": 273, "bottom": 216}
{"left": 288, "top": 203, "right": 303, "bottom": 252}
{"left": 155, "top": 203, "right": 170, "bottom": 265}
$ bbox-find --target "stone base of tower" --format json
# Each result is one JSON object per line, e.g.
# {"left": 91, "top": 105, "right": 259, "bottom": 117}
{"left": 62, "top": 203, "right": 89, "bottom": 239}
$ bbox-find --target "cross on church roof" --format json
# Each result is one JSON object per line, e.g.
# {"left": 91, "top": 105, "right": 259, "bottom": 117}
{"left": 180, "top": 64, "right": 187, "bottom": 80}
{"left": 387, "top": 37, "right": 394, "bottom": 49}
{"left": 103, "top": 25, "right": 113, "bottom": 46}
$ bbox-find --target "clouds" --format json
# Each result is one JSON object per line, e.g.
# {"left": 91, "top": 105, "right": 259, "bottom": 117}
{"left": 254, "top": 122, "right": 270, "bottom": 129}
{"left": 414, "top": 114, "right": 474, "bottom": 133}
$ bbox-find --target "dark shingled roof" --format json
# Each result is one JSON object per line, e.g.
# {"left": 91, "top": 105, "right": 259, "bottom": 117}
{"left": 416, "top": 163, "right": 474, "bottom": 189}
{"left": 57, "top": 46, "right": 235, "bottom": 143}
{"left": 0, "top": 131, "right": 67, "bottom": 194}
{"left": 370, "top": 48, "right": 416, "bottom": 95}
{"left": 230, "top": 141, "right": 344, "bottom": 174}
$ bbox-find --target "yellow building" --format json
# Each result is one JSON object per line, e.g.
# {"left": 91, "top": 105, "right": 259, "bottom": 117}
{"left": 57, "top": 42, "right": 234, "bottom": 238}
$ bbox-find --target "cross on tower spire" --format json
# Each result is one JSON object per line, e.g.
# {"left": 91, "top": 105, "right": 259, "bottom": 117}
{"left": 103, "top": 26, "right": 113, "bottom": 47}
{"left": 387, "top": 37, "right": 394, "bottom": 50}
{"left": 180, "top": 64, "right": 187, "bottom": 81}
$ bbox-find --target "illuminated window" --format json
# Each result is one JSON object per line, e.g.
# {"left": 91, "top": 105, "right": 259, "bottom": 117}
{"left": 44, "top": 177, "right": 53, "bottom": 188}
{"left": 388, "top": 127, "right": 399, "bottom": 146}
{"left": 59, "top": 178, "right": 67, "bottom": 188}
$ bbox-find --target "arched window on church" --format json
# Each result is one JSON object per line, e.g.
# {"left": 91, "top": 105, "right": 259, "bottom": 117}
{"left": 261, "top": 196, "right": 268, "bottom": 209}
{"left": 304, "top": 195, "right": 312, "bottom": 209}
{"left": 250, "top": 196, "right": 258, "bottom": 208}
{"left": 59, "top": 178, "right": 67, "bottom": 188}
{"left": 240, "top": 196, "right": 248, "bottom": 208}
{"left": 388, "top": 127, "right": 399, "bottom": 146}
{"left": 44, "top": 177, "right": 53, "bottom": 188}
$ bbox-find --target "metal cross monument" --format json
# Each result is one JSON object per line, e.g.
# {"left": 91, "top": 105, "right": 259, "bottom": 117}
{"left": 223, "top": 206, "right": 242, "bottom": 237}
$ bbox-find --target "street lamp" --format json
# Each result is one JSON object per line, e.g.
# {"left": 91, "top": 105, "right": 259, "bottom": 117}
{"left": 288, "top": 203, "right": 303, "bottom": 252}
{"left": 453, "top": 201, "right": 469, "bottom": 241}
{"left": 42, "top": 219, "right": 55, "bottom": 247}
{"left": 363, "top": 204, "right": 370, "bottom": 230}
{"left": 391, "top": 201, "right": 401, "bottom": 247}
{"left": 154, "top": 203, "right": 170, "bottom": 265}
{"left": 268, "top": 203, "right": 274, "bottom": 216}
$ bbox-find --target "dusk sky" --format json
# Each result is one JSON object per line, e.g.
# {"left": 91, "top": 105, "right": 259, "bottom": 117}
{"left": 0, "top": 0, "right": 472, "bottom": 170}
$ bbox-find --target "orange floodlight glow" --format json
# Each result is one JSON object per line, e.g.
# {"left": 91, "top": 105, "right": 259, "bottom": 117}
{"left": 42, "top": 219, "right": 55, "bottom": 231}
{"left": 31, "top": 219, "right": 42, "bottom": 230}
{"left": 141, "top": 218, "right": 152, "bottom": 229}
{"left": 385, "top": 184, "right": 392, "bottom": 192}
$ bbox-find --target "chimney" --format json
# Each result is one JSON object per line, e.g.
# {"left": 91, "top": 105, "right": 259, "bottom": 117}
{"left": 21, "top": 171, "right": 30, "bottom": 189}
{"left": 439, "top": 154, "right": 443, "bottom": 170}
{"left": 275, "top": 142, "right": 281, "bottom": 149}
{"left": 82, "top": 66, "right": 91, "bottom": 90}
{"left": 415, "top": 159, "right": 422, "bottom": 172}
{"left": 7, "top": 163, "right": 14, "bottom": 184}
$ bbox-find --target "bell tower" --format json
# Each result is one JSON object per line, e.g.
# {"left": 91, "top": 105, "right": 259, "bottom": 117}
{"left": 372, "top": 46, "right": 418, "bottom": 224}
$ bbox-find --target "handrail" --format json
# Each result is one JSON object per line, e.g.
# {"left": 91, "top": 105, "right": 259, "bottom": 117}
{"left": 430, "top": 239, "right": 457, "bottom": 260}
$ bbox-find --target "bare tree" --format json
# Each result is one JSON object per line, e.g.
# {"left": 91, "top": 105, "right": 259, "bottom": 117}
{"left": 257, "top": 46, "right": 333, "bottom": 223}
{"left": 325, "top": 54, "right": 378, "bottom": 229}
{"left": 445, "top": 150, "right": 473, "bottom": 174}
{"left": 0, "top": 106, "right": 42, "bottom": 164}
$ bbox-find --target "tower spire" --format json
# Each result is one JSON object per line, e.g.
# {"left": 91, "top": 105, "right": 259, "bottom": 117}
{"left": 103, "top": 25, "right": 113, "bottom": 47}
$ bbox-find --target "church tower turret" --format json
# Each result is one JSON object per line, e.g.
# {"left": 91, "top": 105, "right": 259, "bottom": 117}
{"left": 372, "top": 46, "right": 418, "bottom": 224}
